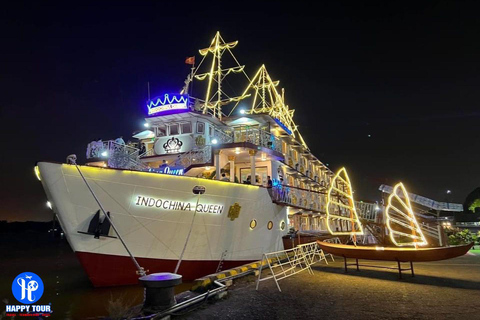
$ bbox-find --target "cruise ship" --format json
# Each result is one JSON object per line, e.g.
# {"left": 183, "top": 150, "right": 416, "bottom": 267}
{"left": 36, "top": 32, "right": 377, "bottom": 287}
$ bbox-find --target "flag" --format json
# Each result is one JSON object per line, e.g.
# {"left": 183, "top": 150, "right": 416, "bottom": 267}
{"left": 185, "top": 56, "right": 195, "bottom": 65}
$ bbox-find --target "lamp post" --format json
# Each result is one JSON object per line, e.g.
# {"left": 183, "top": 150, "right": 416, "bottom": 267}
{"left": 174, "top": 186, "right": 206, "bottom": 274}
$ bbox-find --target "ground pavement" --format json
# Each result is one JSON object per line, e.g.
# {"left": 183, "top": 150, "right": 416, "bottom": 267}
{"left": 178, "top": 252, "right": 480, "bottom": 320}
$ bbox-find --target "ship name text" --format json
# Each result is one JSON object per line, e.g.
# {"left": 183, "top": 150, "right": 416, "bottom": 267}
{"left": 134, "top": 196, "right": 224, "bottom": 214}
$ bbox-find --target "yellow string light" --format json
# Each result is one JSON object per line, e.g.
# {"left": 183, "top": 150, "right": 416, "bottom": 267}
{"left": 385, "top": 182, "right": 428, "bottom": 247}
{"left": 326, "top": 167, "right": 364, "bottom": 237}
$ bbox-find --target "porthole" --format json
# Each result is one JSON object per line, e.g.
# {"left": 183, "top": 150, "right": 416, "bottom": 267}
{"left": 250, "top": 219, "right": 257, "bottom": 229}
{"left": 280, "top": 220, "right": 286, "bottom": 231}
{"left": 267, "top": 221, "right": 273, "bottom": 230}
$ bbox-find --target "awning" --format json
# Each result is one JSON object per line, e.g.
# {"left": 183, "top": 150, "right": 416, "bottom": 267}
{"left": 132, "top": 130, "right": 155, "bottom": 140}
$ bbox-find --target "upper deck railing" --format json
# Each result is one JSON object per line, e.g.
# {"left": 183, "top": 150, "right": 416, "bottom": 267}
{"left": 231, "top": 126, "right": 282, "bottom": 153}
{"left": 271, "top": 184, "right": 327, "bottom": 213}
{"left": 86, "top": 140, "right": 147, "bottom": 170}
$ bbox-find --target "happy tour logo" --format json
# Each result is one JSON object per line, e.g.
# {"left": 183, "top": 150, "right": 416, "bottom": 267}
{"left": 5, "top": 272, "right": 53, "bottom": 316}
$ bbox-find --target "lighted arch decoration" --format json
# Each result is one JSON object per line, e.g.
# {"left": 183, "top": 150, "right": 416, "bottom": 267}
{"left": 385, "top": 182, "right": 428, "bottom": 247}
{"left": 326, "top": 168, "right": 364, "bottom": 238}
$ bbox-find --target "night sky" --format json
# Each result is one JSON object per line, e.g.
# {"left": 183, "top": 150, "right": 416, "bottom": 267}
{"left": 1, "top": 1, "right": 479, "bottom": 221}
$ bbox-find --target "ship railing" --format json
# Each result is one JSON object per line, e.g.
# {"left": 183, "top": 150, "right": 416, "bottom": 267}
{"left": 270, "top": 185, "right": 326, "bottom": 212}
{"left": 86, "top": 140, "right": 148, "bottom": 170}
{"left": 418, "top": 222, "right": 440, "bottom": 241}
{"left": 174, "top": 145, "right": 212, "bottom": 167}
{"left": 138, "top": 148, "right": 156, "bottom": 158}
{"left": 355, "top": 201, "right": 378, "bottom": 222}
{"left": 232, "top": 126, "right": 282, "bottom": 153}
{"left": 213, "top": 127, "right": 234, "bottom": 144}
{"left": 270, "top": 184, "right": 376, "bottom": 218}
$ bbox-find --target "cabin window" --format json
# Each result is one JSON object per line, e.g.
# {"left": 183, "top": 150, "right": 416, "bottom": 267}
{"left": 197, "top": 121, "right": 205, "bottom": 134}
{"left": 156, "top": 127, "right": 166, "bottom": 137}
{"left": 209, "top": 126, "right": 214, "bottom": 136}
{"left": 181, "top": 122, "right": 192, "bottom": 134}
{"left": 169, "top": 124, "right": 179, "bottom": 135}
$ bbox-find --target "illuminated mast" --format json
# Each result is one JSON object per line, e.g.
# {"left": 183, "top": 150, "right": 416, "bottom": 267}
{"left": 185, "top": 31, "right": 249, "bottom": 120}
{"left": 231, "top": 64, "right": 308, "bottom": 149}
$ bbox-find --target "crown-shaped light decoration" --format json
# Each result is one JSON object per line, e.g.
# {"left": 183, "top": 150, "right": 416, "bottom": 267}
{"left": 326, "top": 167, "right": 364, "bottom": 241}
{"left": 385, "top": 182, "right": 428, "bottom": 247}
{"left": 163, "top": 137, "right": 183, "bottom": 154}
{"left": 147, "top": 94, "right": 189, "bottom": 115}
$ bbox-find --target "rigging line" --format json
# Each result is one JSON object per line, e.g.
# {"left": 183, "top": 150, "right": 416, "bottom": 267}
{"left": 226, "top": 47, "right": 251, "bottom": 82}
{"left": 192, "top": 54, "right": 207, "bottom": 78}
{"left": 175, "top": 193, "right": 202, "bottom": 273}
{"left": 88, "top": 178, "right": 179, "bottom": 257}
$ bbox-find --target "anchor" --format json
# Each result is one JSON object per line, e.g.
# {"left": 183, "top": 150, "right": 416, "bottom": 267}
{"left": 77, "top": 210, "right": 117, "bottom": 239}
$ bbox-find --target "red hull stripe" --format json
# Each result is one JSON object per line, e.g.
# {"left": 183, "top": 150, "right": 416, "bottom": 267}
{"left": 76, "top": 251, "right": 253, "bottom": 287}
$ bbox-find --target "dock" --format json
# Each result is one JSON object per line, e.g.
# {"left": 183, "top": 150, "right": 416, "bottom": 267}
{"left": 178, "top": 253, "right": 480, "bottom": 319}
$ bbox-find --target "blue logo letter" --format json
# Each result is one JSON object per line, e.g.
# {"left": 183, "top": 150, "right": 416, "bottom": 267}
{"left": 12, "top": 272, "right": 44, "bottom": 304}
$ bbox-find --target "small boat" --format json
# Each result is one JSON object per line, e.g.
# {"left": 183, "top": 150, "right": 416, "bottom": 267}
{"left": 316, "top": 241, "right": 474, "bottom": 262}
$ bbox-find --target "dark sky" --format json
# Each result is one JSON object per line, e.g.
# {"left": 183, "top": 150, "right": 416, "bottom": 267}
{"left": 1, "top": 1, "right": 479, "bottom": 221}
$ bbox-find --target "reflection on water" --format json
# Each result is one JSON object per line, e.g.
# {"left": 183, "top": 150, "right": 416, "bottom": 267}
{"left": 0, "top": 232, "right": 191, "bottom": 319}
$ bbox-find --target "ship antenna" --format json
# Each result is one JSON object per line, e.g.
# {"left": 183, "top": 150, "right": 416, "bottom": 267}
{"left": 147, "top": 82, "right": 150, "bottom": 100}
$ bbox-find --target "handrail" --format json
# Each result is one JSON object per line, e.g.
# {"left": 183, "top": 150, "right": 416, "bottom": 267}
{"left": 270, "top": 184, "right": 379, "bottom": 219}
{"left": 281, "top": 160, "right": 329, "bottom": 188}
{"left": 232, "top": 126, "right": 282, "bottom": 153}
{"left": 174, "top": 145, "right": 212, "bottom": 167}
{"left": 139, "top": 148, "right": 155, "bottom": 158}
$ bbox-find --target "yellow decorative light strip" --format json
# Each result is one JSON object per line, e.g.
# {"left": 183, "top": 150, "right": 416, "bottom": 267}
{"left": 193, "top": 31, "right": 248, "bottom": 120}
{"left": 230, "top": 64, "right": 308, "bottom": 149}
{"left": 34, "top": 166, "right": 41, "bottom": 181}
{"left": 385, "top": 182, "right": 428, "bottom": 247}
{"left": 326, "top": 167, "right": 364, "bottom": 237}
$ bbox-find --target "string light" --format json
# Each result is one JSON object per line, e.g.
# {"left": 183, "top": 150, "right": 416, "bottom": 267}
{"left": 326, "top": 167, "right": 364, "bottom": 237}
{"left": 385, "top": 182, "right": 428, "bottom": 247}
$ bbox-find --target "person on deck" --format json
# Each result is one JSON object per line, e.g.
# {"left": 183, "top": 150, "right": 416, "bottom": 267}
{"left": 220, "top": 173, "right": 229, "bottom": 181}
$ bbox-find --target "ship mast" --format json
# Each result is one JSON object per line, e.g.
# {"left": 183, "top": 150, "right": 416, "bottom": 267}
{"left": 183, "top": 31, "right": 250, "bottom": 120}
{"left": 231, "top": 64, "right": 308, "bottom": 149}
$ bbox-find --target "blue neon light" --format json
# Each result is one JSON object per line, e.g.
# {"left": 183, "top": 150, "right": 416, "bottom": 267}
{"left": 273, "top": 118, "right": 292, "bottom": 135}
{"left": 147, "top": 94, "right": 189, "bottom": 115}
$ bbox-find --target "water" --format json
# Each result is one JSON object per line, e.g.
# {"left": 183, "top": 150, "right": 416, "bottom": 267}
{"left": 0, "top": 232, "right": 191, "bottom": 319}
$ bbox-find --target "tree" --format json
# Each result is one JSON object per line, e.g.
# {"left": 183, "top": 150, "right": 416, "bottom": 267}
{"left": 448, "top": 229, "right": 477, "bottom": 245}
{"left": 463, "top": 187, "right": 480, "bottom": 213}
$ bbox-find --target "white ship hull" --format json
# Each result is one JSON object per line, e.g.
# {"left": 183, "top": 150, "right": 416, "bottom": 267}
{"left": 37, "top": 162, "right": 288, "bottom": 286}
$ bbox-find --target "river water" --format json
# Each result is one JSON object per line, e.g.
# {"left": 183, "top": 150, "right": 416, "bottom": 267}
{"left": 0, "top": 232, "right": 190, "bottom": 319}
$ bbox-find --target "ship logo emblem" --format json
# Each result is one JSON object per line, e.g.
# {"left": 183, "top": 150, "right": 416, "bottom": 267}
{"left": 228, "top": 203, "right": 241, "bottom": 221}
{"left": 163, "top": 137, "right": 183, "bottom": 153}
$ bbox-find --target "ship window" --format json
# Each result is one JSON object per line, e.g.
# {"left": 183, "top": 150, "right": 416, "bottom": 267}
{"left": 267, "top": 221, "right": 273, "bottom": 230}
{"left": 156, "top": 127, "right": 166, "bottom": 137}
{"left": 250, "top": 219, "right": 257, "bottom": 229}
{"left": 209, "top": 126, "right": 213, "bottom": 136}
{"left": 181, "top": 122, "right": 192, "bottom": 134}
{"left": 197, "top": 122, "right": 205, "bottom": 134}
{"left": 169, "top": 124, "right": 179, "bottom": 135}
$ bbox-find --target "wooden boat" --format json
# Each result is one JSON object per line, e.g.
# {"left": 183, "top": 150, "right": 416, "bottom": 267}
{"left": 317, "top": 241, "right": 474, "bottom": 262}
